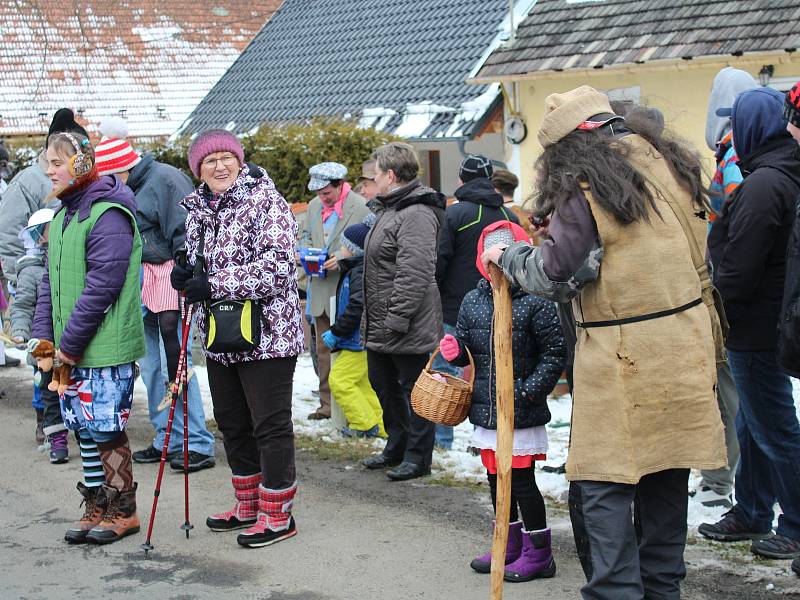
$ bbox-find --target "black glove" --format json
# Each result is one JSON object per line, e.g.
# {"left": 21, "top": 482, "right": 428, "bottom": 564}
{"left": 184, "top": 274, "right": 212, "bottom": 304}
{"left": 170, "top": 262, "right": 193, "bottom": 291}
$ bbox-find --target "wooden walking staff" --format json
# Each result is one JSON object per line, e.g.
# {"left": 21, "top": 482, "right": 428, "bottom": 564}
{"left": 488, "top": 258, "right": 515, "bottom": 600}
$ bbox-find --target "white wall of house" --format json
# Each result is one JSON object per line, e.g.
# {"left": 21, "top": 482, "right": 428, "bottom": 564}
{"left": 411, "top": 132, "right": 505, "bottom": 196}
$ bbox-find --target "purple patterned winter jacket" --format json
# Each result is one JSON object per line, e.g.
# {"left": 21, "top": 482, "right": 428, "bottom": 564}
{"left": 181, "top": 163, "right": 304, "bottom": 365}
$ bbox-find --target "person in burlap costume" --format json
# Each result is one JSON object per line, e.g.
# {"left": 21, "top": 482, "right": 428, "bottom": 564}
{"left": 482, "top": 86, "right": 726, "bottom": 600}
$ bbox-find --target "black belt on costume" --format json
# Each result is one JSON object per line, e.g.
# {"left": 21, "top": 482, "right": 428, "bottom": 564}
{"left": 576, "top": 297, "right": 703, "bottom": 329}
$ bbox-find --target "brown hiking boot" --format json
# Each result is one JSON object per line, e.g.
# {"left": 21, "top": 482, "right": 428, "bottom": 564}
{"left": 86, "top": 483, "right": 140, "bottom": 545}
{"left": 64, "top": 482, "right": 105, "bottom": 544}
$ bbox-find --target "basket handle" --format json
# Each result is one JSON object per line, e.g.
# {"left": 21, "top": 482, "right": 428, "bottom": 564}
{"left": 427, "top": 346, "right": 475, "bottom": 387}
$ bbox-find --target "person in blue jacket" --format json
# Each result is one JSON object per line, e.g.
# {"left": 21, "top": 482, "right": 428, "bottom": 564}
{"left": 323, "top": 223, "right": 385, "bottom": 438}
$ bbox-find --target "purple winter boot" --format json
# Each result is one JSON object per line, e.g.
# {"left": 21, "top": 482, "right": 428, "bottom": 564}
{"left": 504, "top": 528, "right": 556, "bottom": 582}
{"left": 470, "top": 521, "right": 523, "bottom": 573}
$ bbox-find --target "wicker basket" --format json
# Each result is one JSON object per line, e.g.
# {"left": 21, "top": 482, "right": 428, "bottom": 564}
{"left": 411, "top": 348, "right": 475, "bottom": 426}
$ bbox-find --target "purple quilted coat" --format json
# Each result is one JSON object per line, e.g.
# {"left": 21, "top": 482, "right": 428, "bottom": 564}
{"left": 181, "top": 164, "right": 304, "bottom": 365}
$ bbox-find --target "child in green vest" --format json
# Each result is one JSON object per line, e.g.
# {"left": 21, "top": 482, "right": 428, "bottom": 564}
{"left": 31, "top": 126, "right": 145, "bottom": 545}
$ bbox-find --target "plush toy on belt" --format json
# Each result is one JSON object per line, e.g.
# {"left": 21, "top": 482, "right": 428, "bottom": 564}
{"left": 27, "top": 338, "right": 72, "bottom": 395}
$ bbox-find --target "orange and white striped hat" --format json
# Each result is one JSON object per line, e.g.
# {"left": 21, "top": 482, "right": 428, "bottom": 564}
{"left": 94, "top": 117, "right": 141, "bottom": 176}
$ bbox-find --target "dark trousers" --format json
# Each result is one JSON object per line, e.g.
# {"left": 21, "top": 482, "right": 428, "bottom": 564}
{"left": 728, "top": 349, "right": 800, "bottom": 540}
{"left": 39, "top": 369, "right": 67, "bottom": 434}
{"left": 569, "top": 469, "right": 689, "bottom": 600}
{"left": 367, "top": 350, "right": 434, "bottom": 468}
{"left": 487, "top": 465, "right": 547, "bottom": 530}
{"left": 207, "top": 356, "right": 297, "bottom": 489}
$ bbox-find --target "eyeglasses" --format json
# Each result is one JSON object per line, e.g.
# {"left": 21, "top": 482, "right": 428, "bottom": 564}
{"left": 201, "top": 154, "right": 238, "bottom": 170}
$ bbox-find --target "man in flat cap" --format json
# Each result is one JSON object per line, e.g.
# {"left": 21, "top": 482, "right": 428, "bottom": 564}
{"left": 299, "top": 162, "right": 369, "bottom": 419}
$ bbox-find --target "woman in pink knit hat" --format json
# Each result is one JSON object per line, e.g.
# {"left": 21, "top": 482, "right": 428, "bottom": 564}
{"left": 173, "top": 129, "right": 304, "bottom": 549}
{"left": 95, "top": 118, "right": 216, "bottom": 473}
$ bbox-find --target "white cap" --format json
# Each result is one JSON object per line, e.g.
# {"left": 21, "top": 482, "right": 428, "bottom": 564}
{"left": 27, "top": 208, "right": 55, "bottom": 228}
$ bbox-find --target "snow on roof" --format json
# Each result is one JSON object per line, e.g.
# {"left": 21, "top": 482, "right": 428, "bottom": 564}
{"left": 181, "top": 0, "right": 509, "bottom": 140}
{"left": 0, "top": 1, "right": 280, "bottom": 139}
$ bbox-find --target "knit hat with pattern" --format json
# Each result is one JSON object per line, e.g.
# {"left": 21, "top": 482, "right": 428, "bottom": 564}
{"left": 342, "top": 223, "right": 370, "bottom": 256}
{"left": 538, "top": 86, "right": 614, "bottom": 147}
{"left": 94, "top": 117, "right": 141, "bottom": 176}
{"left": 459, "top": 154, "right": 493, "bottom": 183}
{"left": 188, "top": 129, "right": 244, "bottom": 177}
{"left": 785, "top": 82, "right": 800, "bottom": 128}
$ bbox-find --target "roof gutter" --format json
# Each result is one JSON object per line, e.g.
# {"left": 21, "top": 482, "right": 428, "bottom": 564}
{"left": 467, "top": 49, "right": 798, "bottom": 85}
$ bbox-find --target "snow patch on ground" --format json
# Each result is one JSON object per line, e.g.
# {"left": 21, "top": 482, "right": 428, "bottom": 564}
{"left": 65, "top": 348, "right": 800, "bottom": 536}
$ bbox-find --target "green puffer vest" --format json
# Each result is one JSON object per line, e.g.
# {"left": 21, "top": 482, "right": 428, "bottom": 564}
{"left": 49, "top": 201, "right": 145, "bottom": 368}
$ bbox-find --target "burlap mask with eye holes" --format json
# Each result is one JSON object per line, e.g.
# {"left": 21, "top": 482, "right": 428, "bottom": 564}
{"left": 59, "top": 132, "right": 93, "bottom": 178}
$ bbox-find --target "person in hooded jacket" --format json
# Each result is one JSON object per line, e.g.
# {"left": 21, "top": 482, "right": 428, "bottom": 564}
{"left": 702, "top": 87, "right": 800, "bottom": 561}
{"left": 360, "top": 142, "right": 446, "bottom": 481}
{"left": 779, "top": 81, "right": 800, "bottom": 384}
{"left": 171, "top": 129, "right": 305, "bottom": 549}
{"left": 781, "top": 89, "right": 800, "bottom": 590}
{"left": 440, "top": 220, "right": 565, "bottom": 582}
{"left": 32, "top": 130, "right": 146, "bottom": 545}
{"left": 93, "top": 117, "right": 215, "bottom": 473}
{"left": 433, "top": 155, "right": 519, "bottom": 450}
{"left": 690, "top": 67, "right": 758, "bottom": 510}
{"left": 10, "top": 207, "right": 71, "bottom": 464}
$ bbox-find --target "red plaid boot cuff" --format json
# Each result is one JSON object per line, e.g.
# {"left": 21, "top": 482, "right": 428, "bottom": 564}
{"left": 256, "top": 482, "right": 297, "bottom": 532}
{"left": 231, "top": 473, "right": 261, "bottom": 521}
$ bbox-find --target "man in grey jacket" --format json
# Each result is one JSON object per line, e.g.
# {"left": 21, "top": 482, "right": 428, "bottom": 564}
{"left": 299, "top": 162, "right": 368, "bottom": 419}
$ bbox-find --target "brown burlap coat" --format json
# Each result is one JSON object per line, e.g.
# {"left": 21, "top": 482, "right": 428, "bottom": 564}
{"left": 566, "top": 135, "right": 727, "bottom": 484}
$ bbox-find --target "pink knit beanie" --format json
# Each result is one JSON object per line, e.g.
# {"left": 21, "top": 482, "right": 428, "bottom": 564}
{"left": 187, "top": 129, "right": 244, "bottom": 177}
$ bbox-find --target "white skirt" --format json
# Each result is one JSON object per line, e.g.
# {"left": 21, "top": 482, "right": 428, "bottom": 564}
{"left": 470, "top": 425, "right": 548, "bottom": 456}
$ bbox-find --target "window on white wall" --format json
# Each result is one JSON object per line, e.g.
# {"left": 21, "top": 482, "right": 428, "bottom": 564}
{"left": 606, "top": 86, "right": 642, "bottom": 105}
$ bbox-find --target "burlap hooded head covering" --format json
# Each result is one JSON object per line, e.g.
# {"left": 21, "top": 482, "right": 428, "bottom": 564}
{"left": 537, "top": 85, "right": 615, "bottom": 147}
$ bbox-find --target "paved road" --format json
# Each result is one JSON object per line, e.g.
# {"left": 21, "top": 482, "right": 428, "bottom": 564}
{"left": 1, "top": 368, "right": 798, "bottom": 599}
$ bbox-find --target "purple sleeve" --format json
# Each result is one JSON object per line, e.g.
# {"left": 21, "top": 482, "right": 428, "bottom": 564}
{"left": 31, "top": 263, "right": 54, "bottom": 341}
{"left": 58, "top": 209, "right": 134, "bottom": 358}
{"left": 539, "top": 191, "right": 597, "bottom": 282}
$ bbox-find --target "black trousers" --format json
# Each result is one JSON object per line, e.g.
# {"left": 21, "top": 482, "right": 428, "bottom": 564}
{"left": 367, "top": 350, "right": 435, "bottom": 468}
{"left": 569, "top": 469, "right": 690, "bottom": 600}
{"left": 207, "top": 356, "right": 297, "bottom": 489}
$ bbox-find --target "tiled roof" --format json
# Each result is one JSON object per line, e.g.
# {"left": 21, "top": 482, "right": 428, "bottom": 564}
{"left": 475, "top": 0, "right": 800, "bottom": 80}
{"left": 0, "top": 1, "right": 280, "bottom": 138}
{"left": 180, "top": 0, "right": 509, "bottom": 140}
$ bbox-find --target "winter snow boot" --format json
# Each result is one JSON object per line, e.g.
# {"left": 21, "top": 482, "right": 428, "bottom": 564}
{"left": 237, "top": 483, "right": 297, "bottom": 548}
{"left": 48, "top": 430, "right": 69, "bottom": 464}
{"left": 35, "top": 409, "right": 45, "bottom": 444}
{"left": 470, "top": 521, "right": 524, "bottom": 573}
{"left": 64, "top": 482, "right": 105, "bottom": 544}
{"left": 207, "top": 473, "right": 261, "bottom": 531}
{"left": 504, "top": 528, "right": 556, "bottom": 582}
{"left": 86, "top": 483, "right": 140, "bottom": 544}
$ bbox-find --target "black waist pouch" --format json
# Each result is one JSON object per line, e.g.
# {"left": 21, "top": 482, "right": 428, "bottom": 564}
{"left": 205, "top": 299, "right": 262, "bottom": 353}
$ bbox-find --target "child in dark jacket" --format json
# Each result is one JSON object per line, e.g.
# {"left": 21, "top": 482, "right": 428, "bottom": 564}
{"left": 10, "top": 207, "right": 71, "bottom": 463}
{"left": 322, "top": 223, "right": 386, "bottom": 438}
{"left": 439, "top": 221, "right": 565, "bottom": 582}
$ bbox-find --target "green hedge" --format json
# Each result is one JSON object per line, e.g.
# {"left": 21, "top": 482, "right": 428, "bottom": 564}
{"left": 145, "top": 118, "right": 399, "bottom": 203}
{"left": 5, "top": 119, "right": 398, "bottom": 204}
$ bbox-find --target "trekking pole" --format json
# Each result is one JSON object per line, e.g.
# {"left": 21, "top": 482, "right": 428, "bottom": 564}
{"left": 488, "top": 261, "right": 514, "bottom": 600}
{"left": 141, "top": 297, "right": 195, "bottom": 556}
{"left": 179, "top": 294, "right": 194, "bottom": 539}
